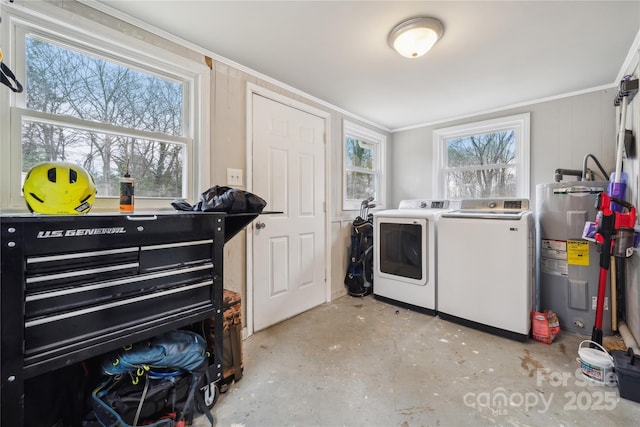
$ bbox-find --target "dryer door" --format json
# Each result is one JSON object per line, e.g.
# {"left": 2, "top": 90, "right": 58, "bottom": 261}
{"left": 375, "top": 217, "right": 427, "bottom": 285}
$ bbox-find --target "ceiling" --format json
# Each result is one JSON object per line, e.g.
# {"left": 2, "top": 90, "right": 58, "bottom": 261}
{"left": 95, "top": 1, "right": 640, "bottom": 131}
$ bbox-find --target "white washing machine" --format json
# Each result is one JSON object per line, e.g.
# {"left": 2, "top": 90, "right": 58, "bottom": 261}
{"left": 373, "top": 199, "right": 457, "bottom": 314}
{"left": 437, "top": 198, "right": 535, "bottom": 341}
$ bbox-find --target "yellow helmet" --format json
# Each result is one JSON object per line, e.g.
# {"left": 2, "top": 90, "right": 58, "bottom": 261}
{"left": 23, "top": 161, "right": 97, "bottom": 214}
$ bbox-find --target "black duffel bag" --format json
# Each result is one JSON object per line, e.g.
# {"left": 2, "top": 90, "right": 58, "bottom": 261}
{"left": 87, "top": 371, "right": 191, "bottom": 426}
{"left": 172, "top": 185, "right": 266, "bottom": 214}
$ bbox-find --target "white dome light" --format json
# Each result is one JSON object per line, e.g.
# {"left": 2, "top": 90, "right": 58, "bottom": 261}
{"left": 388, "top": 17, "right": 444, "bottom": 58}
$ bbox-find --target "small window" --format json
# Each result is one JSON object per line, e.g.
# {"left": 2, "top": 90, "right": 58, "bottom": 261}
{"left": 343, "top": 121, "right": 386, "bottom": 211}
{"left": 433, "top": 113, "right": 530, "bottom": 200}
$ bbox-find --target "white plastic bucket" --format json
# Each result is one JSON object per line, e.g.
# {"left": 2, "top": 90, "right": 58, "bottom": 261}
{"left": 578, "top": 340, "right": 617, "bottom": 386}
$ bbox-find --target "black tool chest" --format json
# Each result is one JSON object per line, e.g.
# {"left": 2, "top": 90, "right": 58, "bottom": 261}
{"left": 0, "top": 211, "right": 257, "bottom": 424}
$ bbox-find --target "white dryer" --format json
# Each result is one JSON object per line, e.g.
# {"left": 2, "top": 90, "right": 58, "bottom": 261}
{"left": 373, "top": 199, "right": 456, "bottom": 313}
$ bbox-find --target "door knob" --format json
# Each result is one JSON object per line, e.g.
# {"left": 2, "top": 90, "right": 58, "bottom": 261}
{"left": 255, "top": 221, "right": 266, "bottom": 230}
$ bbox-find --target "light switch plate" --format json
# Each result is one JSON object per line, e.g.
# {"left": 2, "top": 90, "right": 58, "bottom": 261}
{"left": 227, "top": 168, "right": 243, "bottom": 186}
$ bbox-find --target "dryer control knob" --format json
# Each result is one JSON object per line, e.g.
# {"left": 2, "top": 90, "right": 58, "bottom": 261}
{"left": 420, "top": 201, "right": 427, "bottom": 208}
{"left": 488, "top": 201, "right": 497, "bottom": 208}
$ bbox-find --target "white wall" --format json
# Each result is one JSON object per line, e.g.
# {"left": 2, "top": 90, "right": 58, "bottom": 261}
{"left": 390, "top": 89, "right": 617, "bottom": 208}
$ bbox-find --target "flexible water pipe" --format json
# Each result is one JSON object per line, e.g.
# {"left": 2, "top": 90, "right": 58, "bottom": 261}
{"left": 581, "top": 154, "right": 609, "bottom": 182}
{"left": 619, "top": 322, "right": 640, "bottom": 353}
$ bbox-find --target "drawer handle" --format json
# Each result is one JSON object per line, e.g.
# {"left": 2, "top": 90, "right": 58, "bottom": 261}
{"left": 126, "top": 215, "right": 158, "bottom": 221}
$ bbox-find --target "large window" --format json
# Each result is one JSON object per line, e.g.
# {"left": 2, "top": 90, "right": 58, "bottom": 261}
{"left": 433, "top": 113, "right": 530, "bottom": 200}
{"left": 1, "top": 3, "right": 209, "bottom": 211}
{"left": 343, "top": 120, "right": 386, "bottom": 211}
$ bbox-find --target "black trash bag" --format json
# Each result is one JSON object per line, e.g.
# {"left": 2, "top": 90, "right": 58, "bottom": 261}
{"left": 172, "top": 185, "right": 267, "bottom": 214}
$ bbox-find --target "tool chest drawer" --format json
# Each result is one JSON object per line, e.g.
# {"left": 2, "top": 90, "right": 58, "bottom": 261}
{"left": 0, "top": 212, "right": 227, "bottom": 425}
{"left": 25, "top": 261, "right": 213, "bottom": 318}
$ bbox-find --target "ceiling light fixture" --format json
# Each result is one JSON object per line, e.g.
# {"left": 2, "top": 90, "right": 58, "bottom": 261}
{"left": 388, "top": 17, "right": 444, "bottom": 58}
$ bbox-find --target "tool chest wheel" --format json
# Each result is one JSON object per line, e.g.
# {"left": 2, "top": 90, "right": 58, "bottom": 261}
{"left": 201, "top": 381, "right": 219, "bottom": 408}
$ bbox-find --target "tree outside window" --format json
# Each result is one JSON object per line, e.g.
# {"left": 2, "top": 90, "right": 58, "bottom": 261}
{"left": 433, "top": 113, "right": 530, "bottom": 200}
{"left": 445, "top": 130, "right": 516, "bottom": 199}
{"left": 345, "top": 136, "right": 375, "bottom": 199}
{"left": 23, "top": 36, "right": 186, "bottom": 199}
{"left": 343, "top": 121, "right": 386, "bottom": 211}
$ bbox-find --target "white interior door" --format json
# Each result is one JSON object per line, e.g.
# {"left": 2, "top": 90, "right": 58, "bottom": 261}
{"left": 251, "top": 93, "right": 326, "bottom": 332}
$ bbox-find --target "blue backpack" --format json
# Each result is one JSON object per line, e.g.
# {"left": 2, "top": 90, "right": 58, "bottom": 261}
{"left": 101, "top": 330, "right": 208, "bottom": 377}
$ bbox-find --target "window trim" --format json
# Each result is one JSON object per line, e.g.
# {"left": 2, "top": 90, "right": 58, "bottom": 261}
{"left": 0, "top": 1, "right": 210, "bottom": 212}
{"left": 432, "top": 113, "right": 530, "bottom": 200}
{"left": 342, "top": 120, "right": 386, "bottom": 211}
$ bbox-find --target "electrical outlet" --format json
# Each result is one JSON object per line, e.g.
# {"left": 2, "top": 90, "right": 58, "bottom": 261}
{"left": 227, "top": 168, "right": 243, "bottom": 186}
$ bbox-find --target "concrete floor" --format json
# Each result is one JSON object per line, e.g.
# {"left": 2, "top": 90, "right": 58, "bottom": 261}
{"left": 195, "top": 295, "right": 640, "bottom": 427}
